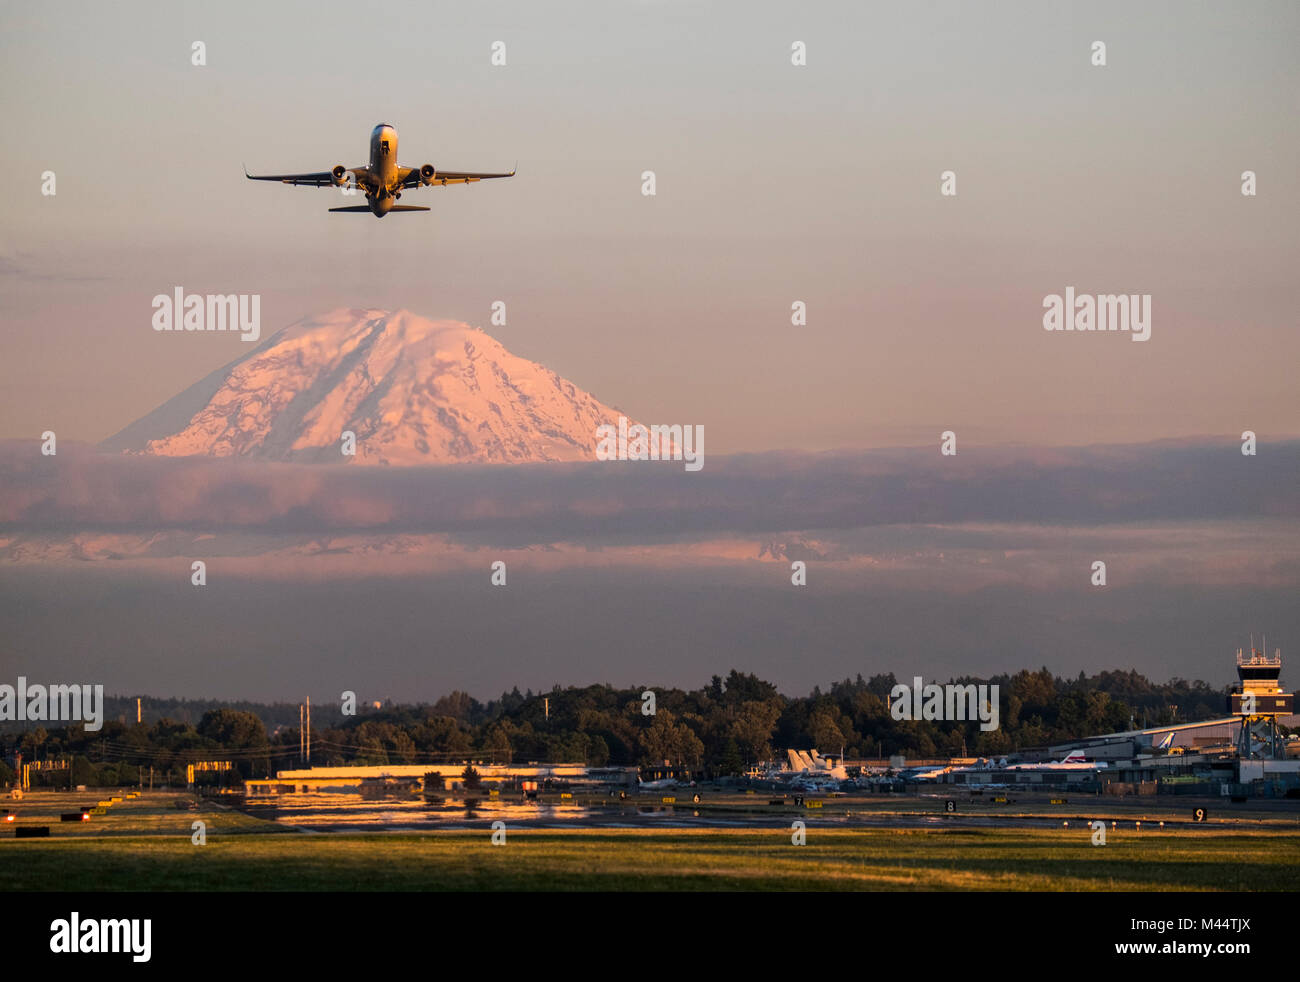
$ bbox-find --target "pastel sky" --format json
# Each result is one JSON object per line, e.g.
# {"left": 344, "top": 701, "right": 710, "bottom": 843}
{"left": 0, "top": 2, "right": 1296, "bottom": 702}
{"left": 2, "top": 0, "right": 1297, "bottom": 452}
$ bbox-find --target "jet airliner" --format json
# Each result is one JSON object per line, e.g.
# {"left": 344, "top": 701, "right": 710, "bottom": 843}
{"left": 245, "top": 123, "right": 514, "bottom": 217}
{"left": 999, "top": 749, "right": 1109, "bottom": 771}
{"left": 906, "top": 751, "right": 1110, "bottom": 782}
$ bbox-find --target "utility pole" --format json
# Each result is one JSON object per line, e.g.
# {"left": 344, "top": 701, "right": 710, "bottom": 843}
{"left": 299, "top": 704, "right": 304, "bottom": 764}
{"left": 306, "top": 696, "right": 311, "bottom": 764}
{"left": 136, "top": 697, "right": 141, "bottom": 724}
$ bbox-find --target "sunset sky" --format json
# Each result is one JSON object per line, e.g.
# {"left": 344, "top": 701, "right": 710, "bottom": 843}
{"left": 2, "top": 0, "right": 1296, "bottom": 451}
{"left": 1, "top": 1, "right": 1296, "bottom": 701}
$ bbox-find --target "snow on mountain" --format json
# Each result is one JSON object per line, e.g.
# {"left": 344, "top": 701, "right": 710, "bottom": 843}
{"left": 101, "top": 308, "right": 638, "bottom": 465}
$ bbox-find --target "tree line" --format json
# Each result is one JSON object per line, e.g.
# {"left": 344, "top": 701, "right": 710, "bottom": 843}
{"left": 1, "top": 667, "right": 1240, "bottom": 787}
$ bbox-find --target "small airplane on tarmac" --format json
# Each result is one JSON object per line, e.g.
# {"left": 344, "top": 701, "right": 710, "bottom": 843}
{"left": 637, "top": 778, "right": 679, "bottom": 791}
{"left": 246, "top": 123, "right": 514, "bottom": 217}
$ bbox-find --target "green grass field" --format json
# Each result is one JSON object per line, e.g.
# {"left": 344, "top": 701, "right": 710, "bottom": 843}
{"left": 3, "top": 790, "right": 1299, "bottom": 891}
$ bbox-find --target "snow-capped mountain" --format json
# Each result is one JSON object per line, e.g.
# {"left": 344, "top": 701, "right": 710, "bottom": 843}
{"left": 101, "top": 308, "right": 636, "bottom": 465}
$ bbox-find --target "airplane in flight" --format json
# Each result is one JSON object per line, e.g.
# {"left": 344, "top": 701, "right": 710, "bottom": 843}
{"left": 245, "top": 123, "right": 514, "bottom": 217}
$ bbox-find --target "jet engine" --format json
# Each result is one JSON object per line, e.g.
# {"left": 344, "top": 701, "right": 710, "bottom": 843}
{"left": 330, "top": 165, "right": 350, "bottom": 187}
{"left": 419, "top": 164, "right": 437, "bottom": 186}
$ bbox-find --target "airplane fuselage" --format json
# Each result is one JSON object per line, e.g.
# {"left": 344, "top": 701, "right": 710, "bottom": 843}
{"left": 368, "top": 123, "right": 400, "bottom": 216}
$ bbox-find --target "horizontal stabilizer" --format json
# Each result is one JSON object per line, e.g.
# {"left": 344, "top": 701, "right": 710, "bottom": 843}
{"left": 327, "top": 205, "right": 432, "bottom": 213}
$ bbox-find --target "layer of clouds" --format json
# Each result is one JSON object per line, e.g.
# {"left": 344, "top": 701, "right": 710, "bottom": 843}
{"left": 1, "top": 439, "right": 1293, "bottom": 698}
{"left": 1, "top": 438, "right": 1295, "bottom": 543}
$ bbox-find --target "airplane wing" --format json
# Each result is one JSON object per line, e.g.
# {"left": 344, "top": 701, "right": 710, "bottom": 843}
{"left": 244, "top": 166, "right": 372, "bottom": 188}
{"left": 400, "top": 166, "right": 516, "bottom": 189}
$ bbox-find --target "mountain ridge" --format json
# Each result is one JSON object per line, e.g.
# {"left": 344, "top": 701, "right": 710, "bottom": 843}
{"left": 101, "top": 308, "right": 638, "bottom": 466}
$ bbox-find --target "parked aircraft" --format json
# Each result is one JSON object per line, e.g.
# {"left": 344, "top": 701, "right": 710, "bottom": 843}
{"left": 637, "top": 778, "right": 679, "bottom": 791}
{"left": 898, "top": 764, "right": 951, "bottom": 782}
{"left": 999, "top": 750, "right": 1108, "bottom": 771}
{"left": 907, "top": 751, "right": 1109, "bottom": 782}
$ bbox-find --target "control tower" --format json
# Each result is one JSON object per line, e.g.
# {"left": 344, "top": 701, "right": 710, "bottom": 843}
{"left": 1229, "top": 643, "right": 1293, "bottom": 759}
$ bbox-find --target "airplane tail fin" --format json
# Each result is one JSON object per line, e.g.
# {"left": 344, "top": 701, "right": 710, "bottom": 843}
{"left": 1062, "top": 750, "right": 1086, "bottom": 763}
